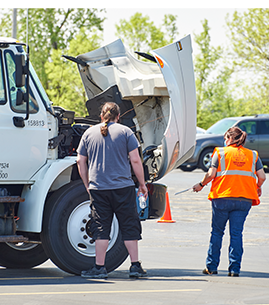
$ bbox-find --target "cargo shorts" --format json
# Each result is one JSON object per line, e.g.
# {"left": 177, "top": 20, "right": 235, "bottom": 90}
{"left": 89, "top": 186, "right": 142, "bottom": 241}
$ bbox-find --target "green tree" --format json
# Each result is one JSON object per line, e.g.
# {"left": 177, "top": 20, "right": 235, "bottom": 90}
{"left": 45, "top": 28, "right": 102, "bottom": 116}
{"left": 0, "top": 8, "right": 105, "bottom": 90}
{"left": 115, "top": 12, "right": 178, "bottom": 54}
{"left": 163, "top": 14, "right": 178, "bottom": 43}
{"left": 194, "top": 19, "right": 236, "bottom": 129}
{"left": 226, "top": 8, "right": 269, "bottom": 114}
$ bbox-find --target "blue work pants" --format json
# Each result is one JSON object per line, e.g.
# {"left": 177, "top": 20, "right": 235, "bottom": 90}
{"left": 206, "top": 198, "right": 252, "bottom": 274}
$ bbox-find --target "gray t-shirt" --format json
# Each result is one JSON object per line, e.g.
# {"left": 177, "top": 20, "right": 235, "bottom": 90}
{"left": 77, "top": 122, "right": 139, "bottom": 190}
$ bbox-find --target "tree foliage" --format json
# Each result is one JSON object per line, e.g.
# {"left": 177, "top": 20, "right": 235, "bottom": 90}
{"left": 1, "top": 9, "right": 268, "bottom": 122}
{"left": 194, "top": 19, "right": 237, "bottom": 129}
{"left": 45, "top": 29, "right": 102, "bottom": 116}
{"left": 226, "top": 8, "right": 269, "bottom": 114}
{"left": 0, "top": 8, "right": 105, "bottom": 116}
{"left": 0, "top": 8, "right": 105, "bottom": 89}
{"left": 115, "top": 12, "right": 178, "bottom": 54}
{"left": 226, "top": 9, "right": 269, "bottom": 74}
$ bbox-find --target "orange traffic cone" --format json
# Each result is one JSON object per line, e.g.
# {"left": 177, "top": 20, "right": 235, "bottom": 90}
{"left": 157, "top": 192, "right": 176, "bottom": 223}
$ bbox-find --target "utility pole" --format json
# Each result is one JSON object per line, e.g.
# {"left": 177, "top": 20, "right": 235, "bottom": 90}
{"left": 12, "top": 8, "right": 17, "bottom": 39}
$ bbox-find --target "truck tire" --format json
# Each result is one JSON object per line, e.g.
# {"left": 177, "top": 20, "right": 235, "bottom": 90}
{"left": 0, "top": 243, "right": 48, "bottom": 268}
{"left": 41, "top": 180, "right": 128, "bottom": 275}
{"left": 198, "top": 148, "right": 214, "bottom": 172}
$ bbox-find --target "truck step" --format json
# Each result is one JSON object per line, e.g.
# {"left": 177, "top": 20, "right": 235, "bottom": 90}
{"left": 0, "top": 235, "right": 29, "bottom": 243}
{"left": 0, "top": 196, "right": 25, "bottom": 203}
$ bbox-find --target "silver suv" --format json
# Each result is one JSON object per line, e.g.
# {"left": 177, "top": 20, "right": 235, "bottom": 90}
{"left": 179, "top": 115, "right": 269, "bottom": 172}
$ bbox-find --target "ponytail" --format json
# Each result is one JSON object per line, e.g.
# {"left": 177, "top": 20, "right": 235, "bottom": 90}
{"left": 224, "top": 127, "right": 247, "bottom": 147}
{"left": 100, "top": 102, "right": 120, "bottom": 137}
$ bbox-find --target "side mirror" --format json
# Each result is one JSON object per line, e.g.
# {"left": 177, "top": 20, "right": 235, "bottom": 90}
{"left": 13, "top": 44, "right": 30, "bottom": 128}
{"left": 16, "top": 88, "right": 25, "bottom": 106}
{"left": 15, "top": 54, "right": 27, "bottom": 87}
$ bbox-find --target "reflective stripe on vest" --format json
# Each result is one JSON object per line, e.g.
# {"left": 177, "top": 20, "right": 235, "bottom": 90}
{"left": 216, "top": 148, "right": 257, "bottom": 179}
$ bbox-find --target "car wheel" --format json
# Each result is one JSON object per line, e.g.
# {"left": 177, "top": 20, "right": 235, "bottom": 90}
{"left": 199, "top": 148, "right": 214, "bottom": 172}
{"left": 178, "top": 165, "right": 197, "bottom": 172}
{"left": 41, "top": 180, "right": 128, "bottom": 275}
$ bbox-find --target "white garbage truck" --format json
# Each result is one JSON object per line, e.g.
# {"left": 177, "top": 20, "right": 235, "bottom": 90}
{"left": 0, "top": 36, "right": 196, "bottom": 274}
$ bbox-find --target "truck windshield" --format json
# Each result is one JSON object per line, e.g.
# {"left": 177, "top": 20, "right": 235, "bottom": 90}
{"left": 206, "top": 118, "right": 237, "bottom": 135}
{"left": 29, "top": 62, "right": 53, "bottom": 112}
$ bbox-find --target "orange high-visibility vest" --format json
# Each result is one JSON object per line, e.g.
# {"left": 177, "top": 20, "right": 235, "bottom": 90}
{"left": 208, "top": 145, "right": 260, "bottom": 206}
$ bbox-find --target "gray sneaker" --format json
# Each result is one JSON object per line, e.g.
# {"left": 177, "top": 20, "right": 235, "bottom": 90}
{"left": 129, "top": 264, "right": 147, "bottom": 278}
{"left": 81, "top": 266, "right": 108, "bottom": 279}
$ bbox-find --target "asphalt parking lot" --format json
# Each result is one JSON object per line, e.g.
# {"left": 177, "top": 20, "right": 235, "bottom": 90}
{"left": 0, "top": 169, "right": 268, "bottom": 305}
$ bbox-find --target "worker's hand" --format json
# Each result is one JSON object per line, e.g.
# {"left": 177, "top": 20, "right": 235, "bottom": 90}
{"left": 257, "top": 186, "right": 262, "bottom": 197}
{"left": 138, "top": 184, "right": 148, "bottom": 200}
{"left": 193, "top": 183, "right": 203, "bottom": 193}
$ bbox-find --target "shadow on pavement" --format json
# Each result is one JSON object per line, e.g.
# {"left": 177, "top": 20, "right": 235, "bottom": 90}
{"left": 111, "top": 268, "right": 269, "bottom": 280}
{"left": 1, "top": 267, "right": 268, "bottom": 286}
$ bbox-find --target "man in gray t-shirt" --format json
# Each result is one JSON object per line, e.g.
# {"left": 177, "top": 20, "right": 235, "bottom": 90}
{"left": 77, "top": 102, "right": 148, "bottom": 279}
{"left": 77, "top": 122, "right": 139, "bottom": 190}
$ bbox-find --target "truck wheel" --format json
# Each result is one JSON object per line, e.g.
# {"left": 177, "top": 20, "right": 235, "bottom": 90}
{"left": 41, "top": 180, "right": 128, "bottom": 275}
{"left": 199, "top": 148, "right": 214, "bottom": 172}
{"left": 0, "top": 243, "right": 48, "bottom": 268}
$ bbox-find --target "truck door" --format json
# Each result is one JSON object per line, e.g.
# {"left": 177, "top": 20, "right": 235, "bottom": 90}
{"left": 0, "top": 48, "right": 49, "bottom": 183}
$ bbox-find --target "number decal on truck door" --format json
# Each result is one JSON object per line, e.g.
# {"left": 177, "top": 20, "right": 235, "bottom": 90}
{"left": 0, "top": 163, "right": 9, "bottom": 179}
{"left": 27, "top": 120, "right": 45, "bottom": 127}
{"left": 0, "top": 163, "right": 9, "bottom": 169}
{"left": 0, "top": 173, "right": 8, "bottom": 179}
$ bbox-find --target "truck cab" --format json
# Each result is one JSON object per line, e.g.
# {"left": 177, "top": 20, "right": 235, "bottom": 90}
{"left": 0, "top": 39, "right": 56, "bottom": 181}
{"left": 0, "top": 36, "right": 196, "bottom": 274}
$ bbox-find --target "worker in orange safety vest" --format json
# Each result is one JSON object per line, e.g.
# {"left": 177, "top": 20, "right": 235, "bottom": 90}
{"left": 193, "top": 126, "right": 266, "bottom": 277}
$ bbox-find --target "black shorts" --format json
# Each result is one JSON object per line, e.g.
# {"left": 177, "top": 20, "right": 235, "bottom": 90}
{"left": 89, "top": 186, "right": 142, "bottom": 241}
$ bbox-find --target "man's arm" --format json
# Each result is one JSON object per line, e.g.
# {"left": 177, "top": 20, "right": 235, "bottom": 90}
{"left": 77, "top": 154, "right": 90, "bottom": 194}
{"left": 129, "top": 148, "right": 148, "bottom": 199}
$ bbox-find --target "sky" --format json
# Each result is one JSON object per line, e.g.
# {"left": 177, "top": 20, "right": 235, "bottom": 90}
{"left": 102, "top": 8, "right": 247, "bottom": 55}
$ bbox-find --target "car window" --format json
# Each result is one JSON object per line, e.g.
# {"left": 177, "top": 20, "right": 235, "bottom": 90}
{"left": 206, "top": 118, "right": 238, "bottom": 134}
{"left": 259, "top": 120, "right": 269, "bottom": 134}
{"left": 238, "top": 121, "right": 257, "bottom": 135}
